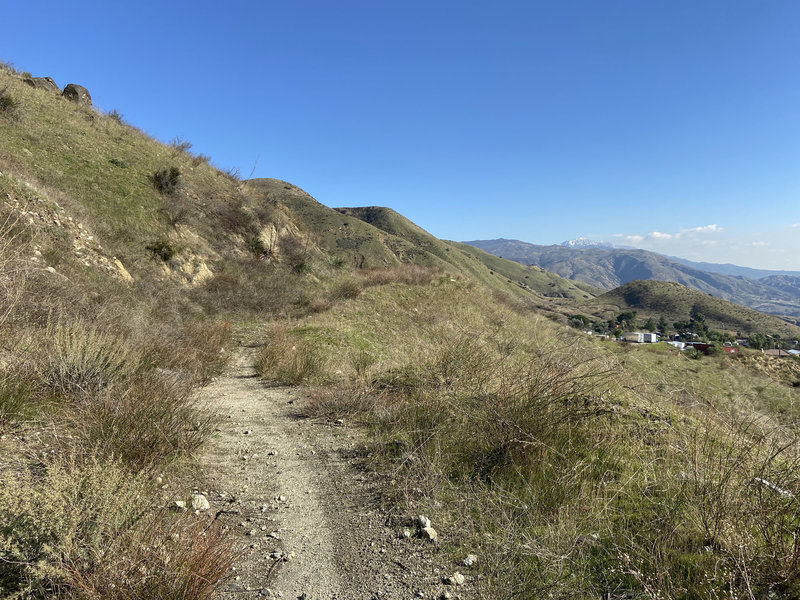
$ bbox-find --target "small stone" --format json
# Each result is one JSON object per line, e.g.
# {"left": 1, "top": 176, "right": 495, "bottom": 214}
{"left": 191, "top": 493, "right": 210, "bottom": 511}
{"left": 463, "top": 553, "right": 477, "bottom": 567}
{"left": 443, "top": 572, "right": 465, "bottom": 586}
{"left": 401, "top": 528, "right": 412, "bottom": 539}
{"left": 420, "top": 526, "right": 438, "bottom": 542}
{"left": 440, "top": 592, "right": 453, "bottom": 600}
{"left": 417, "top": 515, "right": 431, "bottom": 529}
{"left": 241, "top": 455, "right": 249, "bottom": 461}
{"left": 170, "top": 500, "right": 187, "bottom": 512}
{"left": 244, "top": 430, "right": 253, "bottom": 435}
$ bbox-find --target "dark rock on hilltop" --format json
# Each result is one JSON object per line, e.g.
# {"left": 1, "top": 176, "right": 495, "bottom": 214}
{"left": 23, "top": 76, "right": 60, "bottom": 93}
{"left": 62, "top": 83, "right": 91, "bottom": 106}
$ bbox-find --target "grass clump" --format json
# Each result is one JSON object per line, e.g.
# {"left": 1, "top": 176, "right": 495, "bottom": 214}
{"left": 0, "top": 86, "right": 19, "bottom": 117}
{"left": 255, "top": 323, "right": 325, "bottom": 385}
{"left": 151, "top": 166, "right": 181, "bottom": 195}
{"left": 146, "top": 239, "right": 175, "bottom": 262}
{"left": 39, "top": 319, "right": 139, "bottom": 396}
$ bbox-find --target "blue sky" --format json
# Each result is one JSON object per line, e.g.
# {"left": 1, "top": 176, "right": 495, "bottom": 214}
{"left": 2, "top": 1, "right": 799, "bottom": 269}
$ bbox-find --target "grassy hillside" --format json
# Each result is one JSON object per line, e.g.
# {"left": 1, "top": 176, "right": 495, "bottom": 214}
{"left": 249, "top": 179, "right": 598, "bottom": 305}
{"left": 591, "top": 280, "right": 800, "bottom": 338}
{"left": 467, "top": 238, "right": 800, "bottom": 320}
{"left": 256, "top": 274, "right": 800, "bottom": 599}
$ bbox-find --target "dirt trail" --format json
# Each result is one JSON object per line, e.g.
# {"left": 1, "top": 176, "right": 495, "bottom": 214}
{"left": 202, "top": 346, "right": 469, "bottom": 600}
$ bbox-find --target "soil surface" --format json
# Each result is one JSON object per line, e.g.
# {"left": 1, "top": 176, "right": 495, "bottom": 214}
{"left": 203, "top": 345, "right": 476, "bottom": 600}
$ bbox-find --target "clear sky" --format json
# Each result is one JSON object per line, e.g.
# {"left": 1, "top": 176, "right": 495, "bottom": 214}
{"left": 2, "top": 1, "right": 798, "bottom": 269}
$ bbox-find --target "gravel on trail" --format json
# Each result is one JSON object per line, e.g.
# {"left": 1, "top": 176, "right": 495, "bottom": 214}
{"left": 203, "top": 346, "right": 477, "bottom": 600}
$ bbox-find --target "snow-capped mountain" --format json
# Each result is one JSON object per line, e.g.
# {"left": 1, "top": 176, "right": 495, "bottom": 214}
{"left": 560, "top": 237, "right": 612, "bottom": 249}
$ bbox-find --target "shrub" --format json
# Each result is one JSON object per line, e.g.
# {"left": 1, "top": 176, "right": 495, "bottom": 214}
{"left": 168, "top": 136, "right": 192, "bottom": 155}
{"left": 107, "top": 109, "right": 124, "bottom": 124}
{"left": 0, "top": 457, "right": 232, "bottom": 599}
{"left": 0, "top": 86, "right": 19, "bottom": 116}
{"left": 64, "top": 373, "right": 210, "bottom": 471}
{"left": 146, "top": 239, "right": 175, "bottom": 262}
{"left": 330, "top": 277, "right": 363, "bottom": 300}
{"left": 0, "top": 457, "right": 148, "bottom": 597}
{"left": 151, "top": 167, "right": 181, "bottom": 195}
{"left": 39, "top": 319, "right": 139, "bottom": 396}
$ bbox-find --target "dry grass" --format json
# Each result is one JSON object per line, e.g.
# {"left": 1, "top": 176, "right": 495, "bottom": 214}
{"left": 255, "top": 323, "right": 325, "bottom": 385}
{"left": 359, "top": 264, "right": 439, "bottom": 287}
{"left": 0, "top": 457, "right": 233, "bottom": 600}
{"left": 275, "top": 280, "right": 800, "bottom": 598}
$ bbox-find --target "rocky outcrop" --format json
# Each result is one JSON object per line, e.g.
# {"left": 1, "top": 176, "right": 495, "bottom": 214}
{"left": 62, "top": 83, "right": 91, "bottom": 106}
{"left": 23, "top": 76, "right": 60, "bottom": 94}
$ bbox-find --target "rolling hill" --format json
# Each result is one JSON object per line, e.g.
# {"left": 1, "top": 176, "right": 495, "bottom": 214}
{"left": 589, "top": 279, "right": 800, "bottom": 338}
{"left": 466, "top": 238, "right": 800, "bottom": 321}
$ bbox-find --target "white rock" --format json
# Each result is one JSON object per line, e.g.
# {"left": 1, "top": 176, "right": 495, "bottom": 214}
{"left": 420, "top": 526, "right": 438, "bottom": 542}
{"left": 417, "top": 515, "right": 431, "bottom": 528}
{"left": 463, "top": 553, "right": 477, "bottom": 567}
{"left": 191, "top": 493, "right": 210, "bottom": 511}
{"left": 170, "top": 500, "right": 187, "bottom": 512}
{"left": 443, "top": 572, "right": 465, "bottom": 586}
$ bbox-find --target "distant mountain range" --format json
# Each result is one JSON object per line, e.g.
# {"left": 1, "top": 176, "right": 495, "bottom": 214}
{"left": 464, "top": 238, "right": 800, "bottom": 321}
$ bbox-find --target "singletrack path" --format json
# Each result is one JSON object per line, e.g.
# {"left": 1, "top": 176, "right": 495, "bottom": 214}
{"left": 203, "top": 346, "right": 466, "bottom": 600}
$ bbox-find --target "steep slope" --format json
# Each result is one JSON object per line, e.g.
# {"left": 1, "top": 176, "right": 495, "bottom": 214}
{"left": 590, "top": 280, "right": 800, "bottom": 337}
{"left": 466, "top": 239, "right": 800, "bottom": 320}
